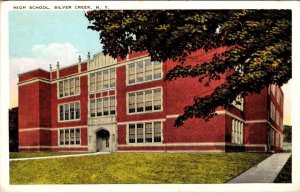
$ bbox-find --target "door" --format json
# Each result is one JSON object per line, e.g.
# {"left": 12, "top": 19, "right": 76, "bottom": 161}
{"left": 96, "top": 129, "right": 110, "bottom": 152}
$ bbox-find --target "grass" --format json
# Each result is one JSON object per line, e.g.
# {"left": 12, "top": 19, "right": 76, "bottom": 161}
{"left": 274, "top": 156, "right": 292, "bottom": 183}
{"left": 10, "top": 152, "right": 85, "bottom": 159}
{"left": 10, "top": 152, "right": 270, "bottom": 184}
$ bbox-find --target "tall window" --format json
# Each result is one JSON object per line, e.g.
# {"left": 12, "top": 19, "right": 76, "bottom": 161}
{"left": 127, "top": 58, "right": 163, "bottom": 85}
{"left": 270, "top": 102, "right": 275, "bottom": 121}
{"left": 59, "top": 102, "right": 80, "bottom": 121}
{"left": 276, "top": 110, "right": 280, "bottom": 126}
{"left": 90, "top": 67, "right": 116, "bottom": 92}
{"left": 127, "top": 121, "right": 162, "bottom": 144}
{"left": 127, "top": 88, "right": 162, "bottom": 114}
{"left": 59, "top": 82, "right": 63, "bottom": 97}
{"left": 232, "top": 118, "right": 243, "bottom": 144}
{"left": 90, "top": 74, "right": 96, "bottom": 92}
{"left": 59, "top": 128, "right": 80, "bottom": 146}
{"left": 58, "top": 77, "right": 80, "bottom": 98}
{"left": 90, "top": 99, "right": 96, "bottom": 117}
{"left": 90, "top": 96, "right": 116, "bottom": 117}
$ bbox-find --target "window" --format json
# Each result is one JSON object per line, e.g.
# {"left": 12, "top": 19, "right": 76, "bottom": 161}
{"left": 145, "top": 123, "right": 153, "bottom": 142}
{"left": 153, "top": 61, "right": 162, "bottom": 79}
{"left": 110, "top": 96, "right": 116, "bottom": 115}
{"left": 128, "top": 93, "right": 136, "bottom": 113}
{"left": 75, "top": 77, "right": 80, "bottom": 94}
{"left": 153, "top": 88, "right": 162, "bottom": 110}
{"left": 270, "top": 102, "right": 275, "bottom": 121}
{"left": 90, "top": 96, "right": 116, "bottom": 117}
{"left": 59, "top": 82, "right": 63, "bottom": 97}
{"left": 128, "top": 124, "right": 136, "bottom": 143}
{"left": 145, "top": 90, "right": 152, "bottom": 111}
{"left": 90, "top": 99, "right": 96, "bottom": 117}
{"left": 59, "top": 128, "right": 81, "bottom": 146}
{"left": 276, "top": 110, "right": 280, "bottom": 126}
{"left": 59, "top": 105, "right": 64, "bottom": 121}
{"left": 128, "top": 121, "right": 162, "bottom": 144}
{"left": 70, "top": 79, "right": 75, "bottom": 95}
{"left": 275, "top": 132, "right": 280, "bottom": 147}
{"left": 269, "top": 129, "right": 274, "bottom": 146}
{"left": 232, "top": 94, "right": 244, "bottom": 111}
{"left": 103, "top": 97, "right": 109, "bottom": 115}
{"left": 90, "top": 68, "right": 116, "bottom": 92}
{"left": 70, "top": 103, "right": 75, "bottom": 120}
{"left": 154, "top": 122, "right": 162, "bottom": 142}
{"left": 136, "top": 61, "right": 144, "bottom": 83}
{"left": 127, "top": 58, "right": 162, "bottom": 85}
{"left": 64, "top": 80, "right": 69, "bottom": 96}
{"left": 58, "top": 102, "right": 80, "bottom": 121}
{"left": 145, "top": 59, "right": 152, "bottom": 81}
{"left": 97, "top": 98, "right": 102, "bottom": 116}
{"left": 136, "top": 92, "right": 144, "bottom": 112}
{"left": 103, "top": 70, "right": 109, "bottom": 89}
{"left": 110, "top": 68, "right": 116, "bottom": 88}
{"left": 90, "top": 74, "right": 96, "bottom": 92}
{"left": 128, "top": 63, "right": 135, "bottom": 84}
{"left": 232, "top": 118, "right": 243, "bottom": 144}
{"left": 127, "top": 88, "right": 162, "bottom": 114}
{"left": 137, "top": 123, "right": 144, "bottom": 143}
{"left": 58, "top": 77, "right": 80, "bottom": 98}
{"left": 96, "top": 71, "right": 102, "bottom": 91}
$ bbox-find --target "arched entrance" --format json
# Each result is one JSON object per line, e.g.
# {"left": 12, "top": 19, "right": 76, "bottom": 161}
{"left": 96, "top": 129, "right": 110, "bottom": 152}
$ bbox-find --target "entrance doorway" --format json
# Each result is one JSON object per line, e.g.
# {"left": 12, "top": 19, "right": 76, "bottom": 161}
{"left": 96, "top": 129, "right": 110, "bottom": 152}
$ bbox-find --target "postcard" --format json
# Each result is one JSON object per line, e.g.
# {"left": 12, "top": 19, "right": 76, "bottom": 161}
{"left": 0, "top": 1, "right": 299, "bottom": 192}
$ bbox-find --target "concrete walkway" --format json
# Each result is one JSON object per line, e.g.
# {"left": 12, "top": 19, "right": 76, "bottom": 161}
{"left": 10, "top": 152, "right": 110, "bottom": 161}
{"left": 227, "top": 153, "right": 291, "bottom": 183}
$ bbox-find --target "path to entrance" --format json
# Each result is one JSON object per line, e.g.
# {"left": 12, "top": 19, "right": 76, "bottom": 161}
{"left": 227, "top": 153, "right": 291, "bottom": 183}
{"left": 10, "top": 152, "right": 110, "bottom": 161}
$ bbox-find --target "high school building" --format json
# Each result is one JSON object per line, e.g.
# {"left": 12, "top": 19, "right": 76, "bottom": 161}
{"left": 18, "top": 49, "right": 284, "bottom": 152}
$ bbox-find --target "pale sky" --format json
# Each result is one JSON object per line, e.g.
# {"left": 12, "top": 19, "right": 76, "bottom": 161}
{"left": 9, "top": 11, "right": 291, "bottom": 125}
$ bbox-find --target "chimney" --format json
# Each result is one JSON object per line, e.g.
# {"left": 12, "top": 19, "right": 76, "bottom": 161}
{"left": 56, "top": 62, "right": 60, "bottom": 79}
{"left": 49, "top": 64, "right": 52, "bottom": 80}
{"left": 78, "top": 55, "right": 81, "bottom": 73}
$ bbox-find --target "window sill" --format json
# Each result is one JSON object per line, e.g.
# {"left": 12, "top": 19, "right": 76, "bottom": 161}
{"left": 126, "top": 78, "right": 162, "bottom": 87}
{"left": 127, "top": 110, "right": 163, "bottom": 116}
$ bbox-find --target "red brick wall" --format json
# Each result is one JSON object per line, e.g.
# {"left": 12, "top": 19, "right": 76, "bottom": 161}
{"left": 19, "top": 131, "right": 40, "bottom": 146}
{"left": 39, "top": 82, "right": 52, "bottom": 128}
{"left": 244, "top": 122, "right": 267, "bottom": 144}
{"left": 165, "top": 116, "right": 226, "bottom": 143}
{"left": 59, "top": 65, "right": 79, "bottom": 78}
{"left": 19, "top": 82, "right": 40, "bottom": 129}
{"left": 244, "top": 88, "right": 268, "bottom": 121}
{"left": 19, "top": 69, "right": 50, "bottom": 82}
{"left": 81, "top": 62, "right": 88, "bottom": 72}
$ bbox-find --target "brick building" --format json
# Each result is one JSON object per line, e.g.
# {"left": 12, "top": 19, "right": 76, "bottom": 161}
{"left": 18, "top": 49, "right": 284, "bottom": 152}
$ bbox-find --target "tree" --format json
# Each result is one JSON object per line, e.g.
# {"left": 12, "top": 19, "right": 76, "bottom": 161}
{"left": 9, "top": 107, "right": 19, "bottom": 152}
{"left": 283, "top": 125, "right": 292, "bottom": 143}
{"left": 85, "top": 10, "right": 291, "bottom": 127}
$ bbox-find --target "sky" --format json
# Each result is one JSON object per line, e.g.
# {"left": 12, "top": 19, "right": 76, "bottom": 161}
{"left": 8, "top": 11, "right": 291, "bottom": 125}
{"left": 9, "top": 11, "right": 101, "bottom": 108}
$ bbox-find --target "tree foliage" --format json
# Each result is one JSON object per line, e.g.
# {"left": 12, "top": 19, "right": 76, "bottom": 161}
{"left": 85, "top": 10, "right": 291, "bottom": 127}
{"left": 283, "top": 125, "right": 292, "bottom": 143}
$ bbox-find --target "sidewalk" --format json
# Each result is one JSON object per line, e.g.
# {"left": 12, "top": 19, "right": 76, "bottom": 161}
{"left": 10, "top": 152, "right": 110, "bottom": 161}
{"left": 227, "top": 153, "right": 291, "bottom": 183}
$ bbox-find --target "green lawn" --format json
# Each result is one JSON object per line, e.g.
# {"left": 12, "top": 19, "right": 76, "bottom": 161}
{"left": 10, "top": 152, "right": 270, "bottom": 184}
{"left": 10, "top": 152, "right": 85, "bottom": 159}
